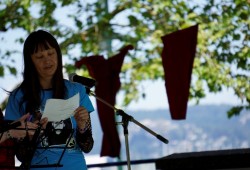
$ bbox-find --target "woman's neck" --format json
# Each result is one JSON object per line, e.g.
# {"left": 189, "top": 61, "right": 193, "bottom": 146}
{"left": 39, "top": 77, "right": 53, "bottom": 89}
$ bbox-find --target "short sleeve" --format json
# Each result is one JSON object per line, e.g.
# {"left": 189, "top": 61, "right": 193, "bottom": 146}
{"left": 4, "top": 90, "right": 25, "bottom": 121}
{"left": 64, "top": 80, "right": 94, "bottom": 113}
{"left": 78, "top": 83, "right": 94, "bottom": 113}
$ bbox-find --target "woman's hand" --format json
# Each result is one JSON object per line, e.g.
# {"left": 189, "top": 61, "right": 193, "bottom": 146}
{"left": 39, "top": 117, "right": 48, "bottom": 130}
{"left": 32, "top": 114, "right": 48, "bottom": 137}
{"left": 74, "top": 106, "right": 89, "bottom": 130}
{"left": 33, "top": 117, "right": 48, "bottom": 130}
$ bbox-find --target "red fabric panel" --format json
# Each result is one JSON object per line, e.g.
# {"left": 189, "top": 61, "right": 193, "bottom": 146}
{"left": 161, "top": 25, "right": 198, "bottom": 120}
{"left": 75, "top": 45, "right": 133, "bottom": 157}
{"left": 0, "top": 108, "right": 15, "bottom": 169}
{"left": 0, "top": 140, "right": 15, "bottom": 169}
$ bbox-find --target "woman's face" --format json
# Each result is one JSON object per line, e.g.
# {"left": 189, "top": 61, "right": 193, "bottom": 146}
{"left": 31, "top": 43, "right": 58, "bottom": 80}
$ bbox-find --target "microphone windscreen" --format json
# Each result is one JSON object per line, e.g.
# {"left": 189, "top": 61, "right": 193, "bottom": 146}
{"left": 68, "top": 73, "right": 96, "bottom": 88}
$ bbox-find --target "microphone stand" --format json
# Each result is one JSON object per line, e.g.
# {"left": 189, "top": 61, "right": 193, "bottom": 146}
{"left": 88, "top": 90, "right": 169, "bottom": 170}
{"left": 0, "top": 121, "right": 21, "bottom": 133}
{"left": 20, "top": 123, "right": 42, "bottom": 170}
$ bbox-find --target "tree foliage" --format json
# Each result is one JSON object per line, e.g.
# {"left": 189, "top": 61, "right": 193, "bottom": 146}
{"left": 0, "top": 0, "right": 249, "bottom": 117}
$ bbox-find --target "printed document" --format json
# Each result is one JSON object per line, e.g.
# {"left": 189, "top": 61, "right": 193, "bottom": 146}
{"left": 42, "top": 93, "right": 79, "bottom": 121}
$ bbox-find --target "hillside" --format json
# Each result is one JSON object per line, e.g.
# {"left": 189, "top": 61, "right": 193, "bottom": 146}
{"left": 87, "top": 104, "right": 250, "bottom": 161}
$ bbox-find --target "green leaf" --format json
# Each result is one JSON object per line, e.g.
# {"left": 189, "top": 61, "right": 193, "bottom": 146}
{"left": 0, "top": 66, "right": 4, "bottom": 77}
{"left": 227, "top": 106, "right": 244, "bottom": 118}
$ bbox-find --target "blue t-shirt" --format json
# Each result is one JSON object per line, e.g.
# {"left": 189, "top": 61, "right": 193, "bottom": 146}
{"left": 5, "top": 80, "right": 94, "bottom": 170}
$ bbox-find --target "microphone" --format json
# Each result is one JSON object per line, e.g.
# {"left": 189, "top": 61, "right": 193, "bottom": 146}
{"left": 69, "top": 73, "right": 96, "bottom": 89}
{"left": 69, "top": 73, "right": 96, "bottom": 94}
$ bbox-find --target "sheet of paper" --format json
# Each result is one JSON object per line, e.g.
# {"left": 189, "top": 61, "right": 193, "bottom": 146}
{"left": 42, "top": 93, "right": 79, "bottom": 122}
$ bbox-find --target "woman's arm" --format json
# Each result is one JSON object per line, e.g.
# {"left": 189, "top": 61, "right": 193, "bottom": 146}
{"left": 75, "top": 116, "right": 94, "bottom": 153}
{"left": 74, "top": 106, "right": 94, "bottom": 153}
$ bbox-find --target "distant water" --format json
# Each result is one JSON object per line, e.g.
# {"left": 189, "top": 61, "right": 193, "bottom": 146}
{"left": 88, "top": 104, "right": 250, "bottom": 161}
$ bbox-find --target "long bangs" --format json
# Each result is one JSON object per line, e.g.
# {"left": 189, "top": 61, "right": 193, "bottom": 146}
{"left": 24, "top": 30, "right": 60, "bottom": 57}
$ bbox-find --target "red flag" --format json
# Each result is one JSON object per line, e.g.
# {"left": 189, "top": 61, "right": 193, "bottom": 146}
{"left": 75, "top": 45, "right": 133, "bottom": 157}
{"left": 161, "top": 25, "right": 198, "bottom": 120}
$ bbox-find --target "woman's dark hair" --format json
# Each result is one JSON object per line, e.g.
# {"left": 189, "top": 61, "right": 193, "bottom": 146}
{"left": 18, "top": 30, "right": 65, "bottom": 115}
